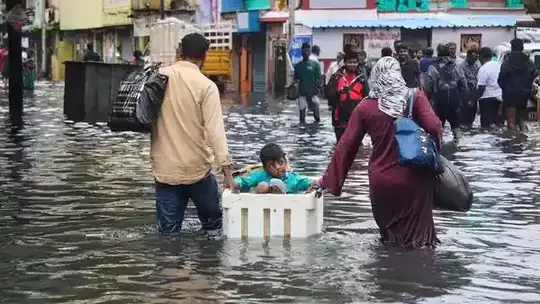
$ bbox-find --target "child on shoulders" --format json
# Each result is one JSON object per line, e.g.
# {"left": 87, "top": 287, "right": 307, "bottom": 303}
{"left": 234, "top": 143, "right": 314, "bottom": 194}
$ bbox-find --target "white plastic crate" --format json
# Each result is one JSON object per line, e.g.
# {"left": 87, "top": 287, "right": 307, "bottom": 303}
{"left": 222, "top": 190, "right": 324, "bottom": 239}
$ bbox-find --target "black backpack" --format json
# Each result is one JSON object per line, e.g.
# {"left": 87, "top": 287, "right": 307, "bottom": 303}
{"left": 435, "top": 63, "right": 458, "bottom": 92}
{"left": 108, "top": 64, "right": 168, "bottom": 133}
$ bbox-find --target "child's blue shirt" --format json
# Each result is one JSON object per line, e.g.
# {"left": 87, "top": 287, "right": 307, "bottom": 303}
{"left": 234, "top": 169, "right": 312, "bottom": 194}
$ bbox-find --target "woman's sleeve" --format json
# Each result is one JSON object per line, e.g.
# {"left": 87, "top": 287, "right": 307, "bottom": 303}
{"left": 320, "top": 104, "right": 367, "bottom": 196}
{"left": 413, "top": 90, "right": 443, "bottom": 149}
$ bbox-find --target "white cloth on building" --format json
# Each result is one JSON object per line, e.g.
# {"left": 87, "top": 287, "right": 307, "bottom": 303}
{"left": 477, "top": 60, "right": 502, "bottom": 100}
{"left": 309, "top": 54, "right": 324, "bottom": 75}
{"left": 325, "top": 60, "right": 343, "bottom": 84}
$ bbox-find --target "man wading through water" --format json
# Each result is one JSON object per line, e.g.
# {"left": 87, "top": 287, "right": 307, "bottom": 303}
{"left": 151, "top": 33, "right": 236, "bottom": 235}
{"left": 498, "top": 38, "right": 536, "bottom": 132}
{"left": 425, "top": 44, "right": 467, "bottom": 140}
{"left": 396, "top": 44, "right": 420, "bottom": 88}
{"left": 294, "top": 43, "right": 321, "bottom": 124}
{"left": 459, "top": 47, "right": 480, "bottom": 129}
{"left": 326, "top": 51, "right": 369, "bottom": 141}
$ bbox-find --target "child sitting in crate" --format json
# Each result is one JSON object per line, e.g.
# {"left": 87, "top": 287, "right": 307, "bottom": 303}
{"left": 233, "top": 143, "right": 314, "bottom": 194}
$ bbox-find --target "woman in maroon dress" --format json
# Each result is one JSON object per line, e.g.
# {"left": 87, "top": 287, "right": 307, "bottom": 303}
{"left": 317, "top": 57, "right": 443, "bottom": 249}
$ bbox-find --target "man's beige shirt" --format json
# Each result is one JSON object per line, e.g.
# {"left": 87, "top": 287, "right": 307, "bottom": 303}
{"left": 151, "top": 61, "right": 232, "bottom": 185}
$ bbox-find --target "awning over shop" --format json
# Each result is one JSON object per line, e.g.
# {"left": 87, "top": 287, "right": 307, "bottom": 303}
{"left": 297, "top": 15, "right": 518, "bottom": 29}
{"left": 260, "top": 9, "right": 379, "bottom": 23}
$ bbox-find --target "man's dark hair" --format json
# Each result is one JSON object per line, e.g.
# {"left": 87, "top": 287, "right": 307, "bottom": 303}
{"left": 87, "top": 43, "right": 94, "bottom": 50}
{"left": 343, "top": 44, "right": 354, "bottom": 53}
{"left": 180, "top": 33, "right": 210, "bottom": 60}
{"left": 510, "top": 38, "right": 524, "bottom": 52}
{"left": 478, "top": 47, "right": 493, "bottom": 60}
{"left": 260, "top": 143, "right": 285, "bottom": 164}
{"left": 437, "top": 43, "right": 450, "bottom": 57}
{"left": 466, "top": 48, "right": 478, "bottom": 56}
{"left": 381, "top": 47, "right": 393, "bottom": 57}
{"left": 344, "top": 51, "right": 358, "bottom": 61}
{"left": 396, "top": 43, "right": 408, "bottom": 52}
{"left": 301, "top": 42, "right": 311, "bottom": 50}
{"left": 424, "top": 47, "right": 434, "bottom": 57}
{"left": 393, "top": 40, "right": 402, "bottom": 49}
{"left": 133, "top": 50, "right": 142, "bottom": 58}
{"left": 311, "top": 45, "right": 320, "bottom": 56}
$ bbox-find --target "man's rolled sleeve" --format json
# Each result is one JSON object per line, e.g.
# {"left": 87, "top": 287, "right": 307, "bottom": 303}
{"left": 202, "top": 82, "right": 232, "bottom": 168}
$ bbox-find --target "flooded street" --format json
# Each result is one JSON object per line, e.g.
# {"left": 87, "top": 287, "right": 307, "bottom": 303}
{"left": 1, "top": 82, "right": 540, "bottom": 303}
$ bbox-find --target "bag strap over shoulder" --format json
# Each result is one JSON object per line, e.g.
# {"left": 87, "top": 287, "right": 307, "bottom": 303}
{"left": 406, "top": 88, "right": 416, "bottom": 118}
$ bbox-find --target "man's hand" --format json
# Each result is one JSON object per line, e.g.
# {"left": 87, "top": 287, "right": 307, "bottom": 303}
{"left": 223, "top": 174, "right": 239, "bottom": 193}
{"left": 222, "top": 165, "right": 239, "bottom": 193}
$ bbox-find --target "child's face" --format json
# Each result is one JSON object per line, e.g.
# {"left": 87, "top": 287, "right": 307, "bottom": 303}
{"left": 264, "top": 158, "right": 287, "bottom": 178}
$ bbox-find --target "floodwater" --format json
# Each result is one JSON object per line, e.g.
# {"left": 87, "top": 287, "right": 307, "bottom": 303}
{"left": 0, "top": 82, "right": 539, "bottom": 304}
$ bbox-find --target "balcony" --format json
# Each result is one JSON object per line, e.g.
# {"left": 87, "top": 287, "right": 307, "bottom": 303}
{"left": 132, "top": 0, "right": 196, "bottom": 12}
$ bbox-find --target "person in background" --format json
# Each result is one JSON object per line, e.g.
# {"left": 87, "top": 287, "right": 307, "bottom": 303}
{"left": 498, "top": 38, "right": 536, "bottom": 132}
{"left": 23, "top": 49, "right": 36, "bottom": 91}
{"left": 459, "top": 47, "right": 480, "bottom": 129}
{"left": 381, "top": 47, "right": 393, "bottom": 57}
{"left": 415, "top": 49, "right": 423, "bottom": 62}
{"left": 396, "top": 44, "right": 420, "bottom": 88}
{"left": 0, "top": 43, "right": 7, "bottom": 88}
{"left": 84, "top": 43, "right": 101, "bottom": 62}
{"left": 393, "top": 40, "right": 402, "bottom": 59}
{"left": 151, "top": 33, "right": 236, "bottom": 235}
{"left": 313, "top": 57, "right": 442, "bottom": 249}
{"left": 476, "top": 47, "right": 503, "bottom": 129}
{"left": 419, "top": 47, "right": 434, "bottom": 73}
{"left": 329, "top": 51, "right": 369, "bottom": 141}
{"left": 234, "top": 143, "right": 314, "bottom": 194}
{"left": 358, "top": 50, "right": 371, "bottom": 79}
{"left": 294, "top": 43, "right": 322, "bottom": 124}
{"left": 310, "top": 45, "right": 321, "bottom": 63}
{"left": 325, "top": 52, "right": 344, "bottom": 85}
{"left": 447, "top": 42, "right": 464, "bottom": 65}
{"left": 131, "top": 50, "right": 145, "bottom": 66}
{"left": 425, "top": 44, "right": 466, "bottom": 140}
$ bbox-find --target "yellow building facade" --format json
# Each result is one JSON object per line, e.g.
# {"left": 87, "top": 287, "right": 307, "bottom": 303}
{"left": 52, "top": 0, "right": 133, "bottom": 81}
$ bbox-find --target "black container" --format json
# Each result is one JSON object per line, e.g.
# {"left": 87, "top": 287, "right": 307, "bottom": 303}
{"left": 64, "top": 61, "right": 141, "bottom": 123}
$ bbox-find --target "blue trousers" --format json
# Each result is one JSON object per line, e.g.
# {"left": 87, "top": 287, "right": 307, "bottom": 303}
{"left": 155, "top": 174, "right": 222, "bottom": 233}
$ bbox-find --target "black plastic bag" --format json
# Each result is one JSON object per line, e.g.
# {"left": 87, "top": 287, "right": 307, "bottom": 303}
{"left": 434, "top": 156, "right": 473, "bottom": 212}
{"left": 108, "top": 64, "right": 168, "bottom": 133}
{"left": 286, "top": 84, "right": 298, "bottom": 100}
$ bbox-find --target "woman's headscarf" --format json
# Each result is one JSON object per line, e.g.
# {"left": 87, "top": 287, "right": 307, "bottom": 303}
{"left": 368, "top": 57, "right": 409, "bottom": 118}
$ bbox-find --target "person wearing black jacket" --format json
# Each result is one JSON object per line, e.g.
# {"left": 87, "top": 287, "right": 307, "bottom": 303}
{"left": 498, "top": 38, "right": 536, "bottom": 132}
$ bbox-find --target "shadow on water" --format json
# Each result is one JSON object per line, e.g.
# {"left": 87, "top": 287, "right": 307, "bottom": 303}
{"left": 0, "top": 83, "right": 539, "bottom": 303}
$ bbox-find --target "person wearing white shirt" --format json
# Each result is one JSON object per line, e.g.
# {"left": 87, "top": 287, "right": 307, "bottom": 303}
{"left": 309, "top": 45, "right": 324, "bottom": 76}
{"left": 325, "top": 52, "right": 344, "bottom": 85}
{"left": 476, "top": 47, "right": 502, "bottom": 129}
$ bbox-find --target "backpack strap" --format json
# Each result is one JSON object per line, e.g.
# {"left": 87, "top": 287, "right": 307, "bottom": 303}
{"left": 406, "top": 88, "right": 416, "bottom": 118}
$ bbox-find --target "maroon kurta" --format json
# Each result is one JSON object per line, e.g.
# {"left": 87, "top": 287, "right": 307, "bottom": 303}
{"left": 321, "top": 90, "right": 443, "bottom": 249}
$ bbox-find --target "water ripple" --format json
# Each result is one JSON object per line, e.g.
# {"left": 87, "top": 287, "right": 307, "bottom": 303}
{"left": 0, "top": 83, "right": 539, "bottom": 303}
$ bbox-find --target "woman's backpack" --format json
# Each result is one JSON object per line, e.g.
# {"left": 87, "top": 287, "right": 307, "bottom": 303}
{"left": 108, "top": 64, "right": 168, "bottom": 133}
{"left": 394, "top": 89, "right": 440, "bottom": 171}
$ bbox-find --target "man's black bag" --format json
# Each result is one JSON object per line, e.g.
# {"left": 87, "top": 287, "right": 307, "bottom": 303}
{"left": 108, "top": 64, "right": 168, "bottom": 133}
{"left": 434, "top": 156, "right": 473, "bottom": 212}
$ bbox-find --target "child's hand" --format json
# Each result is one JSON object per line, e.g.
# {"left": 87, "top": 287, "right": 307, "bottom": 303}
{"left": 307, "top": 179, "right": 322, "bottom": 193}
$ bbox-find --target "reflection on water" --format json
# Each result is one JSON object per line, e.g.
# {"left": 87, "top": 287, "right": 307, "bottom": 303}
{"left": 0, "top": 82, "right": 539, "bottom": 303}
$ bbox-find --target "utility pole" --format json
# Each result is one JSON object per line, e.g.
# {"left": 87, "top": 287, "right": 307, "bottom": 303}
{"left": 6, "top": 0, "right": 24, "bottom": 128}
{"left": 287, "top": 0, "right": 296, "bottom": 83}
{"left": 41, "top": 0, "right": 47, "bottom": 77}
{"left": 160, "top": 0, "right": 165, "bottom": 20}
